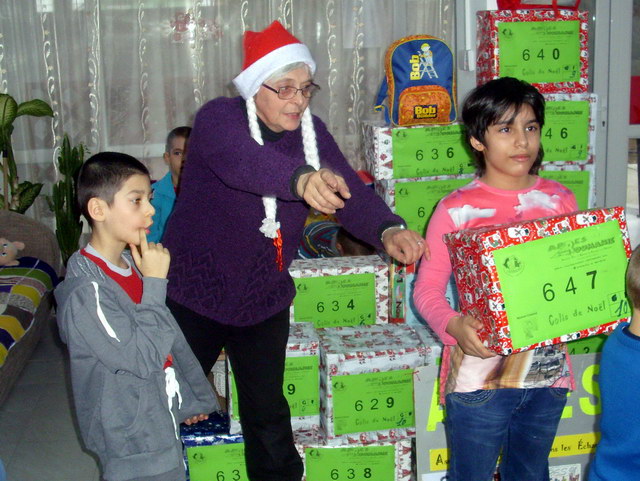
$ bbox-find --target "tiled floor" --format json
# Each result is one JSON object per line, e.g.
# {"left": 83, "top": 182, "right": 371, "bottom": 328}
{"left": 0, "top": 317, "right": 101, "bottom": 480}
{"left": 1, "top": 165, "right": 640, "bottom": 481}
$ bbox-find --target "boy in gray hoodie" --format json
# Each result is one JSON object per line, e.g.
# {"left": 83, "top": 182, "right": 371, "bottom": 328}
{"left": 55, "top": 152, "right": 218, "bottom": 481}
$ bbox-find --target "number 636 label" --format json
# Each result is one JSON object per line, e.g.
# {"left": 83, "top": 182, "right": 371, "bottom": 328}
{"left": 493, "top": 220, "right": 630, "bottom": 349}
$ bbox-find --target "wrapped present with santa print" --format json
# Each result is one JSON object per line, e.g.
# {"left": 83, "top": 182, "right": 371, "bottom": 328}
{"left": 476, "top": 7, "right": 589, "bottom": 93}
{"left": 444, "top": 206, "right": 632, "bottom": 355}
{"left": 295, "top": 435, "right": 413, "bottom": 481}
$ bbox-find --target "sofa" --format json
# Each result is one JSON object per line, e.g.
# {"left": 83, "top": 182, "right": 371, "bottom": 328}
{"left": 0, "top": 210, "right": 61, "bottom": 406}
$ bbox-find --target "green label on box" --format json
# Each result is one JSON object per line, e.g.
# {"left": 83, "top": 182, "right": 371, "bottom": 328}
{"left": 542, "top": 101, "right": 590, "bottom": 162}
{"left": 567, "top": 333, "right": 608, "bottom": 355}
{"left": 539, "top": 170, "right": 590, "bottom": 209}
{"left": 332, "top": 369, "right": 414, "bottom": 435}
{"left": 293, "top": 273, "right": 376, "bottom": 327}
{"left": 498, "top": 20, "right": 581, "bottom": 84}
{"left": 305, "top": 445, "right": 396, "bottom": 481}
{"left": 394, "top": 178, "right": 472, "bottom": 235}
{"left": 231, "top": 355, "right": 319, "bottom": 420}
{"left": 493, "top": 221, "right": 630, "bottom": 349}
{"left": 186, "top": 443, "right": 248, "bottom": 481}
{"left": 391, "top": 125, "right": 475, "bottom": 178}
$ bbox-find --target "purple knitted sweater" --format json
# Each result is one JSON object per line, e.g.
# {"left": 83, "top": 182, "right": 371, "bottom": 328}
{"left": 163, "top": 96, "right": 403, "bottom": 326}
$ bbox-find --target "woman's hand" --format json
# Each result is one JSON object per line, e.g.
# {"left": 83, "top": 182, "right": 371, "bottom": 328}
{"left": 382, "top": 227, "right": 429, "bottom": 265}
{"left": 445, "top": 315, "right": 497, "bottom": 359}
{"left": 297, "top": 168, "right": 351, "bottom": 214}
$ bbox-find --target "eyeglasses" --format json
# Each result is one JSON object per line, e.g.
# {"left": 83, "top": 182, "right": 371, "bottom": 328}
{"left": 261, "top": 82, "right": 320, "bottom": 99}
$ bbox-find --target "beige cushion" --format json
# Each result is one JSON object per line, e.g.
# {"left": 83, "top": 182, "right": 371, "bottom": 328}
{"left": 0, "top": 210, "right": 61, "bottom": 275}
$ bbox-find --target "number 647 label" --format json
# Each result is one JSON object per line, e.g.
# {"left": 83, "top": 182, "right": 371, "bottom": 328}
{"left": 493, "top": 220, "right": 630, "bottom": 349}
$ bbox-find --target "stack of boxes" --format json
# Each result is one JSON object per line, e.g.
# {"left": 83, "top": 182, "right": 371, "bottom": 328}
{"left": 227, "top": 322, "right": 321, "bottom": 438}
{"left": 183, "top": 253, "right": 434, "bottom": 479}
{"left": 476, "top": 7, "right": 595, "bottom": 210}
{"left": 180, "top": 5, "right": 608, "bottom": 480}
{"left": 400, "top": 5, "right": 624, "bottom": 481}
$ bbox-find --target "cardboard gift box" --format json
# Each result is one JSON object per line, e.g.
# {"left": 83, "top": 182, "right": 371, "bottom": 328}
{"left": 444, "top": 207, "right": 632, "bottom": 355}
{"left": 289, "top": 254, "right": 389, "bottom": 327}
{"left": 228, "top": 322, "right": 320, "bottom": 435}
{"left": 296, "top": 434, "right": 413, "bottom": 481}
{"left": 476, "top": 9, "right": 589, "bottom": 93}
{"left": 363, "top": 120, "right": 475, "bottom": 181}
{"left": 179, "top": 412, "right": 245, "bottom": 481}
{"left": 541, "top": 93, "right": 597, "bottom": 164}
{"left": 375, "top": 176, "right": 473, "bottom": 236}
{"left": 318, "top": 323, "right": 430, "bottom": 445}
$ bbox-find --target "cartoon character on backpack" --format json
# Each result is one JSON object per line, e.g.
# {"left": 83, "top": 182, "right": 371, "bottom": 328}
{"left": 375, "top": 35, "right": 457, "bottom": 126}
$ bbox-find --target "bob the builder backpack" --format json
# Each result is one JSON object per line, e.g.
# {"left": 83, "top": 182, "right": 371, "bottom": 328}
{"left": 375, "top": 35, "right": 456, "bottom": 126}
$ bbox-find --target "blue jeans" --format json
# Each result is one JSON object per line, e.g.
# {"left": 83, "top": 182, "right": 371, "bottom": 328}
{"left": 445, "top": 387, "right": 568, "bottom": 481}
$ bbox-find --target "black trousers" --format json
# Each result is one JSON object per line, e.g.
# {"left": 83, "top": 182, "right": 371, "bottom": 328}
{"left": 167, "top": 299, "right": 303, "bottom": 481}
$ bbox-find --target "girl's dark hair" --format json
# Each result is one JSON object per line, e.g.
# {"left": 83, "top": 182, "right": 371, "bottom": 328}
{"left": 77, "top": 152, "right": 149, "bottom": 226}
{"left": 165, "top": 126, "right": 192, "bottom": 153}
{"left": 462, "top": 77, "right": 546, "bottom": 175}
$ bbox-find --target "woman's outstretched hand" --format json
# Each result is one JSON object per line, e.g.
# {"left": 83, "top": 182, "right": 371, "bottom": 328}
{"left": 297, "top": 168, "right": 351, "bottom": 214}
{"left": 382, "top": 227, "right": 429, "bottom": 265}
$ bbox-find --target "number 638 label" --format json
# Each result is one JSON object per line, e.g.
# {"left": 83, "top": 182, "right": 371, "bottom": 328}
{"left": 304, "top": 445, "right": 396, "bottom": 481}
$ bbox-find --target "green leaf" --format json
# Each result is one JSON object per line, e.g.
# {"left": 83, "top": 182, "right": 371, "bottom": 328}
{"left": 16, "top": 99, "right": 53, "bottom": 119}
{"left": 12, "top": 181, "right": 43, "bottom": 214}
{"left": 0, "top": 94, "right": 18, "bottom": 130}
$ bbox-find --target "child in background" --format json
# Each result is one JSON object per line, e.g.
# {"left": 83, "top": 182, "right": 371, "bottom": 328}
{"left": 55, "top": 152, "right": 218, "bottom": 481}
{"left": 148, "top": 126, "right": 191, "bottom": 243}
{"left": 413, "top": 77, "right": 578, "bottom": 481}
{"left": 589, "top": 246, "right": 640, "bottom": 481}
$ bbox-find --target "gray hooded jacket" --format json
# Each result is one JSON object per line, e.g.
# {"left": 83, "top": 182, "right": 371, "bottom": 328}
{"left": 55, "top": 251, "right": 219, "bottom": 481}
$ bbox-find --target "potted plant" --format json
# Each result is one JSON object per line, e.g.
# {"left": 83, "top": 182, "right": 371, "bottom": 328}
{"left": 47, "top": 134, "right": 87, "bottom": 266}
{"left": 0, "top": 93, "right": 53, "bottom": 213}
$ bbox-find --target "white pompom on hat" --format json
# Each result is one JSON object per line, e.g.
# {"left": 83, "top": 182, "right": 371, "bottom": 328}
{"left": 233, "top": 20, "right": 316, "bottom": 100}
{"left": 233, "top": 21, "right": 322, "bottom": 272}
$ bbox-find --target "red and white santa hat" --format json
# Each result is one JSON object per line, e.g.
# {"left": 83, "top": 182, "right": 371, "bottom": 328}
{"left": 232, "top": 21, "right": 321, "bottom": 271}
{"left": 233, "top": 21, "right": 316, "bottom": 100}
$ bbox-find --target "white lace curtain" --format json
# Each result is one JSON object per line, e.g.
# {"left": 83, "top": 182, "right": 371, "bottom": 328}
{"left": 0, "top": 0, "right": 453, "bottom": 224}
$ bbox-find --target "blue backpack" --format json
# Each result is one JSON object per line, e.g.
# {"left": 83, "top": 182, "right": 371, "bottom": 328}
{"left": 375, "top": 35, "right": 457, "bottom": 126}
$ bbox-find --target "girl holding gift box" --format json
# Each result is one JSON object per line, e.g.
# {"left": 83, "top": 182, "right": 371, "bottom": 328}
{"left": 414, "top": 77, "right": 577, "bottom": 481}
{"left": 162, "top": 21, "right": 426, "bottom": 481}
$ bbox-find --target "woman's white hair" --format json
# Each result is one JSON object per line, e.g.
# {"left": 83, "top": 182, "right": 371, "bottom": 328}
{"left": 247, "top": 63, "right": 320, "bottom": 239}
{"left": 264, "top": 62, "right": 310, "bottom": 85}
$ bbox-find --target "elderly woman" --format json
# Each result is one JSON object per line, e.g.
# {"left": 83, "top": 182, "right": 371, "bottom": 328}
{"left": 163, "top": 21, "right": 426, "bottom": 481}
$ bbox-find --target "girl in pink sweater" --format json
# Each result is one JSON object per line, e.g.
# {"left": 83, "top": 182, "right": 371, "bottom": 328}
{"left": 413, "top": 77, "right": 577, "bottom": 481}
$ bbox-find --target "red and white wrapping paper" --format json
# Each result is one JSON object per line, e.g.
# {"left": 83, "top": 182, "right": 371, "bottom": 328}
{"left": 318, "top": 324, "right": 430, "bottom": 445}
{"left": 443, "top": 207, "right": 632, "bottom": 355}
{"left": 295, "top": 432, "right": 413, "bottom": 481}
{"left": 289, "top": 254, "right": 390, "bottom": 324}
{"left": 228, "top": 322, "right": 320, "bottom": 434}
{"left": 476, "top": 9, "right": 589, "bottom": 93}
